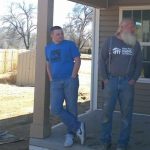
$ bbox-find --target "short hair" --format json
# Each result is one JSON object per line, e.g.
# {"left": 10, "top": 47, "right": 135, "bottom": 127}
{"left": 120, "top": 18, "right": 135, "bottom": 26}
{"left": 50, "top": 26, "right": 62, "bottom": 34}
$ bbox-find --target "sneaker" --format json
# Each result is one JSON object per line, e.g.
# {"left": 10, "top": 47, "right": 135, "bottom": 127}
{"left": 76, "top": 122, "right": 86, "bottom": 145}
{"left": 64, "top": 134, "right": 74, "bottom": 147}
{"left": 100, "top": 143, "right": 111, "bottom": 150}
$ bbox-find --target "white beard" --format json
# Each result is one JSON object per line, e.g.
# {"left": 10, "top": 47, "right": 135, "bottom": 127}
{"left": 120, "top": 32, "right": 137, "bottom": 47}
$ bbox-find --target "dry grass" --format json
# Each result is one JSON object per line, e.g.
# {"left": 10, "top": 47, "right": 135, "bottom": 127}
{"left": 0, "top": 71, "right": 17, "bottom": 84}
{"left": 0, "top": 59, "right": 91, "bottom": 120}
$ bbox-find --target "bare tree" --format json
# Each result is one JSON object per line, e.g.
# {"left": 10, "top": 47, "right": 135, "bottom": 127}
{"left": 63, "top": 4, "right": 93, "bottom": 51}
{"left": 2, "top": 2, "right": 37, "bottom": 49}
{"left": 0, "top": 27, "right": 28, "bottom": 49}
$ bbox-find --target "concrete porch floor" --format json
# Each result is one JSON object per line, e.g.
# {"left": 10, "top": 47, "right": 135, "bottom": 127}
{"left": 29, "top": 110, "right": 150, "bottom": 150}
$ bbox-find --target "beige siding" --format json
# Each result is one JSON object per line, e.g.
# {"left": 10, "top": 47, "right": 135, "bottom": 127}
{"left": 16, "top": 50, "right": 35, "bottom": 86}
{"left": 98, "top": 7, "right": 119, "bottom": 108}
{"left": 98, "top": 82, "right": 150, "bottom": 114}
{"left": 134, "top": 82, "right": 150, "bottom": 114}
{"left": 99, "top": 8, "right": 119, "bottom": 48}
{"left": 97, "top": 8, "right": 150, "bottom": 114}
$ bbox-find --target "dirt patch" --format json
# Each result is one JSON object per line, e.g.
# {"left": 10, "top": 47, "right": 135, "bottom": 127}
{"left": 0, "top": 84, "right": 34, "bottom": 120}
{"left": 0, "top": 72, "right": 17, "bottom": 84}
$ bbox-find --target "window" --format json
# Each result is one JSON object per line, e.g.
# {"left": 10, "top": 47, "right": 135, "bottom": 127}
{"left": 120, "top": 6, "right": 150, "bottom": 79}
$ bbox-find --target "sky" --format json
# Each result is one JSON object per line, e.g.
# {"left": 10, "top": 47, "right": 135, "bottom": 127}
{"left": 0, "top": 0, "right": 76, "bottom": 26}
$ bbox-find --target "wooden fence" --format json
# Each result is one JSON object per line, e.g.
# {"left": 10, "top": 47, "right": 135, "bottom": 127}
{"left": 16, "top": 50, "right": 36, "bottom": 86}
{"left": 0, "top": 49, "right": 18, "bottom": 73}
{"left": 0, "top": 49, "right": 36, "bottom": 86}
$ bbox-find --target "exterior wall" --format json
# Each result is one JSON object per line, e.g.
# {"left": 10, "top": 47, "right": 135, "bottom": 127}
{"left": 134, "top": 80, "right": 150, "bottom": 114}
{"left": 99, "top": 8, "right": 119, "bottom": 46}
{"left": 97, "top": 7, "right": 119, "bottom": 109}
{"left": 98, "top": 80, "right": 150, "bottom": 114}
{"left": 97, "top": 7, "right": 150, "bottom": 115}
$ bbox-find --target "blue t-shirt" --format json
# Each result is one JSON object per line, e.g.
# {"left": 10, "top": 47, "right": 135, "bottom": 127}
{"left": 45, "top": 40, "right": 80, "bottom": 80}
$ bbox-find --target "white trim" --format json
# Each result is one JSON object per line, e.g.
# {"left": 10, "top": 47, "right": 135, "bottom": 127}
{"left": 119, "top": 5, "right": 150, "bottom": 47}
{"left": 119, "top": 6, "right": 150, "bottom": 80}
{"left": 140, "top": 42, "right": 150, "bottom": 46}
{"left": 97, "top": 108, "right": 150, "bottom": 116}
{"left": 90, "top": 8, "right": 100, "bottom": 111}
{"left": 29, "top": 145, "right": 49, "bottom": 150}
{"left": 119, "top": 5, "right": 150, "bottom": 23}
{"left": 120, "top": 5, "right": 150, "bottom": 11}
{"left": 137, "top": 78, "right": 150, "bottom": 83}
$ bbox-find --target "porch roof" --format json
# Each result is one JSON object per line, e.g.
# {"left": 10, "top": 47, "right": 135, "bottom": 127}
{"left": 68, "top": 0, "right": 150, "bottom": 8}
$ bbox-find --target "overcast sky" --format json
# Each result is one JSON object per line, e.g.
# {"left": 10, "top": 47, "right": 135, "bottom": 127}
{"left": 0, "top": 0, "right": 75, "bottom": 26}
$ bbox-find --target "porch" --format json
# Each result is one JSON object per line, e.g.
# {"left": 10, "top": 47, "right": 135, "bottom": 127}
{"left": 29, "top": 0, "right": 150, "bottom": 149}
{"left": 29, "top": 110, "right": 150, "bottom": 150}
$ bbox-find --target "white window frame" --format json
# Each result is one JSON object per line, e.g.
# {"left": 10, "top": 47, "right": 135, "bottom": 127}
{"left": 119, "top": 6, "right": 150, "bottom": 46}
{"left": 119, "top": 6, "right": 150, "bottom": 81}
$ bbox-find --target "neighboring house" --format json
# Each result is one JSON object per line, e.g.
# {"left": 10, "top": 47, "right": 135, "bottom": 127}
{"left": 30, "top": 0, "right": 150, "bottom": 145}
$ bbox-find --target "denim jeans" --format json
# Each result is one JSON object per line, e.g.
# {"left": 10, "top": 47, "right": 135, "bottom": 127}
{"left": 50, "top": 77, "right": 80, "bottom": 134}
{"left": 100, "top": 76, "right": 134, "bottom": 147}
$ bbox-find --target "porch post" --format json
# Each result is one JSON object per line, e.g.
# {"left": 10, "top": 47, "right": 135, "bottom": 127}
{"left": 30, "top": 0, "right": 54, "bottom": 138}
{"left": 90, "top": 8, "right": 100, "bottom": 111}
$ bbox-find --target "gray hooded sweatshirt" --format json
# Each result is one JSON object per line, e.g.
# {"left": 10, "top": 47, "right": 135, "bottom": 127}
{"left": 99, "top": 36, "right": 142, "bottom": 81}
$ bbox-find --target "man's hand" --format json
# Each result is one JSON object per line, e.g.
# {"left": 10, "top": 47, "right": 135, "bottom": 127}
{"left": 71, "top": 75, "right": 77, "bottom": 79}
{"left": 46, "top": 62, "right": 52, "bottom": 81}
{"left": 103, "top": 79, "right": 109, "bottom": 85}
{"left": 71, "top": 56, "right": 81, "bottom": 79}
{"left": 128, "top": 79, "right": 136, "bottom": 85}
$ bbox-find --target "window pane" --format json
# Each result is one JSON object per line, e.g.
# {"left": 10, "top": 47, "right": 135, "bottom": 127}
{"left": 142, "top": 46, "right": 150, "bottom": 61}
{"left": 142, "top": 10, "right": 150, "bottom": 42}
{"left": 123, "top": 10, "right": 132, "bottom": 18}
{"left": 141, "top": 46, "right": 150, "bottom": 78}
{"left": 143, "top": 10, "right": 150, "bottom": 20}
{"left": 122, "top": 9, "right": 150, "bottom": 79}
{"left": 133, "top": 10, "right": 142, "bottom": 42}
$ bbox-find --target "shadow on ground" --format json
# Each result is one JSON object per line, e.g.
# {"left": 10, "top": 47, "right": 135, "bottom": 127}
{"left": 0, "top": 101, "right": 90, "bottom": 150}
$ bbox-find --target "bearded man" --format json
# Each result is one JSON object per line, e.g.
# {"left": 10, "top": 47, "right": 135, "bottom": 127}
{"left": 99, "top": 19, "right": 142, "bottom": 150}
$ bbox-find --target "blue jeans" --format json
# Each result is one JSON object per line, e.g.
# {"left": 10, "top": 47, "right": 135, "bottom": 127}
{"left": 100, "top": 76, "right": 134, "bottom": 147}
{"left": 50, "top": 77, "right": 80, "bottom": 134}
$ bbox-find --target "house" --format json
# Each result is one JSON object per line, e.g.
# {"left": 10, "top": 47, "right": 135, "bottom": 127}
{"left": 29, "top": 0, "right": 150, "bottom": 149}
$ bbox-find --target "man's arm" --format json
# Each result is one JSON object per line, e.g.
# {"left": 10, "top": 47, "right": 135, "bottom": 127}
{"left": 129, "top": 43, "right": 142, "bottom": 85}
{"left": 71, "top": 56, "right": 81, "bottom": 78}
{"left": 46, "top": 61, "right": 52, "bottom": 81}
{"left": 99, "top": 38, "right": 110, "bottom": 83}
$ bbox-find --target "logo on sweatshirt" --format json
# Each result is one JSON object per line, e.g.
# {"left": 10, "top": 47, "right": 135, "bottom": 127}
{"left": 112, "top": 47, "right": 133, "bottom": 56}
{"left": 112, "top": 47, "right": 121, "bottom": 55}
{"left": 122, "top": 48, "right": 133, "bottom": 55}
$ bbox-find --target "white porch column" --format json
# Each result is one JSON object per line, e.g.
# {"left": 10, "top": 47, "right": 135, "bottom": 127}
{"left": 90, "top": 8, "right": 100, "bottom": 111}
{"left": 30, "top": 0, "right": 54, "bottom": 138}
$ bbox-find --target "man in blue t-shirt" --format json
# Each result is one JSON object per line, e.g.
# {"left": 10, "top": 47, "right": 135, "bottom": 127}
{"left": 45, "top": 26, "right": 85, "bottom": 147}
